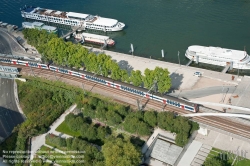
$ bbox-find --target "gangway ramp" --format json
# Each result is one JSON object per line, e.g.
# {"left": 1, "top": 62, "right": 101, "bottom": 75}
{"left": 221, "top": 63, "right": 231, "bottom": 73}
{"left": 61, "top": 26, "right": 84, "bottom": 39}
{"left": 186, "top": 59, "right": 193, "bottom": 66}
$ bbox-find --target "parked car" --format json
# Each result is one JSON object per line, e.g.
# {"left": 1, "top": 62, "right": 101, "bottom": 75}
{"left": 193, "top": 72, "right": 202, "bottom": 77}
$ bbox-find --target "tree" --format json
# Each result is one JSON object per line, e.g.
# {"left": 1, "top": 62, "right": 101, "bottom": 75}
{"left": 143, "top": 68, "right": 155, "bottom": 89}
{"left": 190, "top": 121, "right": 199, "bottom": 134}
{"left": 102, "top": 138, "right": 141, "bottom": 166}
{"left": 130, "top": 70, "right": 143, "bottom": 86}
{"left": 137, "top": 122, "right": 151, "bottom": 136}
{"left": 153, "top": 67, "right": 171, "bottom": 93}
{"left": 157, "top": 112, "right": 175, "bottom": 131}
{"left": 120, "top": 69, "right": 130, "bottom": 82}
{"left": 175, "top": 132, "right": 188, "bottom": 147}
{"left": 85, "top": 127, "right": 97, "bottom": 141}
{"left": 123, "top": 117, "right": 138, "bottom": 133}
{"left": 105, "top": 110, "right": 123, "bottom": 126}
{"left": 80, "top": 123, "right": 90, "bottom": 138}
{"left": 144, "top": 111, "right": 157, "bottom": 127}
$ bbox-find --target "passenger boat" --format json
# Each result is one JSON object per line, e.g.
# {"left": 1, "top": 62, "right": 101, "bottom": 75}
{"left": 22, "top": 21, "right": 58, "bottom": 33}
{"left": 185, "top": 45, "right": 250, "bottom": 69}
{"left": 21, "top": 6, "right": 125, "bottom": 32}
{"left": 73, "top": 32, "right": 115, "bottom": 47}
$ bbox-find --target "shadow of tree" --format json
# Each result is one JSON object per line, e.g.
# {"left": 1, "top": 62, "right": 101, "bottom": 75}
{"left": 168, "top": 72, "right": 184, "bottom": 93}
{"left": 117, "top": 60, "right": 134, "bottom": 75}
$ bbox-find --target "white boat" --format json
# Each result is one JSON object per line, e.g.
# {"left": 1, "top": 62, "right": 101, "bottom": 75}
{"left": 74, "top": 32, "right": 115, "bottom": 47}
{"left": 22, "top": 21, "right": 57, "bottom": 33}
{"left": 185, "top": 45, "right": 250, "bottom": 69}
{"left": 21, "top": 6, "right": 125, "bottom": 32}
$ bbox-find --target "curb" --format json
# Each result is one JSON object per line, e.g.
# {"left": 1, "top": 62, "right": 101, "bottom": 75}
{"left": 13, "top": 80, "right": 26, "bottom": 119}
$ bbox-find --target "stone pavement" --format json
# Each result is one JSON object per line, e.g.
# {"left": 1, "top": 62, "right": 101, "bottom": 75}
{"left": 88, "top": 47, "right": 250, "bottom": 112}
{"left": 195, "top": 130, "right": 250, "bottom": 160}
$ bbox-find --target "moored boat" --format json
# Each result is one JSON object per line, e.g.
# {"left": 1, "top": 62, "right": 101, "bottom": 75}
{"left": 185, "top": 45, "right": 250, "bottom": 69}
{"left": 22, "top": 21, "right": 58, "bottom": 33}
{"left": 21, "top": 6, "right": 125, "bottom": 32}
{"left": 74, "top": 32, "right": 115, "bottom": 47}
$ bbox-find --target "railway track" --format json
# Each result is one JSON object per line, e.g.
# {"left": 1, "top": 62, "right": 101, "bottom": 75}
{"left": 3, "top": 63, "right": 250, "bottom": 140}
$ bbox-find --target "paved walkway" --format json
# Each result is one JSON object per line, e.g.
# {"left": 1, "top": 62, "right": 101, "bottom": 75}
{"left": 195, "top": 130, "right": 250, "bottom": 160}
{"left": 88, "top": 47, "right": 250, "bottom": 112}
{"left": 30, "top": 104, "right": 77, "bottom": 160}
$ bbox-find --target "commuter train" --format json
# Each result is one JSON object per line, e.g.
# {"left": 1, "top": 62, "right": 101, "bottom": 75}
{"left": 0, "top": 58, "right": 199, "bottom": 112}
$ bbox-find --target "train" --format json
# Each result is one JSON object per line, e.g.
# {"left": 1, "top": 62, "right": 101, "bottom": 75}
{"left": 0, "top": 58, "right": 199, "bottom": 112}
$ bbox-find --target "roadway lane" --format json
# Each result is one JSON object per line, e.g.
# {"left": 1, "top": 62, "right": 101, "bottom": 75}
{"left": 0, "top": 78, "right": 24, "bottom": 140}
{"left": 0, "top": 31, "right": 12, "bottom": 54}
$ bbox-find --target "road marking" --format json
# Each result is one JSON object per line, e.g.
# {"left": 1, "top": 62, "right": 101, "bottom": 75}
{"left": 7, "top": 93, "right": 8, "bottom": 96}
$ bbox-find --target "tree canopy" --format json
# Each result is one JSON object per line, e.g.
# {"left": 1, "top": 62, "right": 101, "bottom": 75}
{"left": 23, "top": 28, "right": 172, "bottom": 92}
{"left": 102, "top": 138, "right": 141, "bottom": 166}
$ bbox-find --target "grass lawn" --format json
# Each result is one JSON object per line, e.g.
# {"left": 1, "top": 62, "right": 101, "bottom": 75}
{"left": 55, "top": 121, "right": 81, "bottom": 137}
{"left": 204, "top": 147, "right": 250, "bottom": 166}
{"left": 234, "top": 158, "right": 250, "bottom": 166}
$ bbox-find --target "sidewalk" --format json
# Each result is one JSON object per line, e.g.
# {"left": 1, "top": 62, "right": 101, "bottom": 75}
{"left": 30, "top": 104, "right": 77, "bottom": 160}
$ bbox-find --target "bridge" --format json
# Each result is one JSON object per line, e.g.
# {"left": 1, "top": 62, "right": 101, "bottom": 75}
{"left": 60, "top": 26, "right": 85, "bottom": 39}
{"left": 183, "top": 113, "right": 250, "bottom": 119}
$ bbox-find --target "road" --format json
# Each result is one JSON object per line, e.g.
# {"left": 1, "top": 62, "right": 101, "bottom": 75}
{"left": 0, "top": 31, "right": 12, "bottom": 54}
{"left": 0, "top": 28, "right": 26, "bottom": 56}
{"left": 0, "top": 78, "right": 24, "bottom": 140}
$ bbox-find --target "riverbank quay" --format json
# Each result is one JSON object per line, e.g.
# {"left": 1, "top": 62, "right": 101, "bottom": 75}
{"left": 86, "top": 47, "right": 250, "bottom": 113}
{"left": 3, "top": 28, "right": 250, "bottom": 112}
{"left": 0, "top": 27, "right": 41, "bottom": 60}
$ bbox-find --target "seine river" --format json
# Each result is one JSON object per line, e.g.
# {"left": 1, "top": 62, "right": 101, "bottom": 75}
{"left": 0, "top": 0, "right": 250, "bottom": 73}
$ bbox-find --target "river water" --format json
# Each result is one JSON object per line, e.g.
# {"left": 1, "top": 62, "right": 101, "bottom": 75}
{"left": 0, "top": 0, "right": 250, "bottom": 74}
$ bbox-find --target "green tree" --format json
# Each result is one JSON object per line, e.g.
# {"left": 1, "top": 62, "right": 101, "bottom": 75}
{"left": 144, "top": 111, "right": 157, "bottom": 127}
{"left": 153, "top": 67, "right": 171, "bottom": 93}
{"left": 143, "top": 68, "right": 155, "bottom": 89}
{"left": 175, "top": 132, "right": 188, "bottom": 147}
{"left": 157, "top": 112, "right": 175, "bottom": 131}
{"left": 130, "top": 70, "right": 143, "bottom": 86}
{"left": 106, "top": 110, "right": 123, "bottom": 126}
{"left": 138, "top": 121, "right": 151, "bottom": 136}
{"left": 85, "top": 127, "right": 97, "bottom": 141}
{"left": 102, "top": 138, "right": 141, "bottom": 166}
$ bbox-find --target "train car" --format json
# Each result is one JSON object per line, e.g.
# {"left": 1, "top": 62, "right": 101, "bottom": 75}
{"left": 1, "top": 58, "right": 198, "bottom": 112}
{"left": 45, "top": 63, "right": 198, "bottom": 112}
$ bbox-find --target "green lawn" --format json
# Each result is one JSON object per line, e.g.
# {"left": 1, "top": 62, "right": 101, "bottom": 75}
{"left": 55, "top": 121, "right": 81, "bottom": 137}
{"left": 234, "top": 159, "right": 250, "bottom": 166}
{"left": 204, "top": 147, "right": 250, "bottom": 166}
